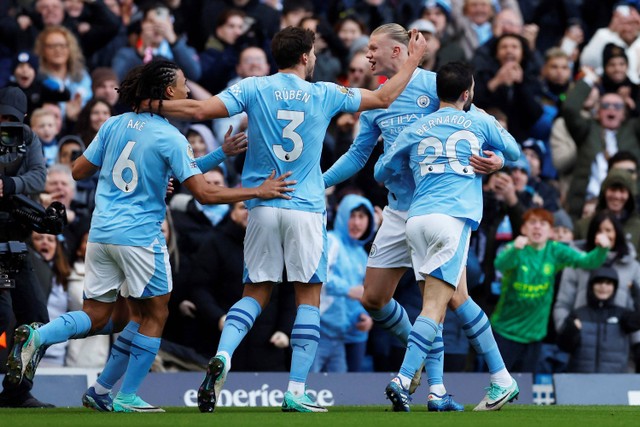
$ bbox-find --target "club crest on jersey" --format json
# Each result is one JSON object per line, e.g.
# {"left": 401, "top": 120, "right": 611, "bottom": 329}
{"left": 417, "top": 95, "right": 430, "bottom": 108}
{"left": 369, "top": 244, "right": 378, "bottom": 257}
{"left": 338, "top": 86, "right": 355, "bottom": 97}
{"left": 187, "top": 145, "right": 195, "bottom": 161}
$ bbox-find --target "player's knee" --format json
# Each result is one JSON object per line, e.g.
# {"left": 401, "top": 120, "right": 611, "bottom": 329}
{"left": 448, "top": 291, "right": 468, "bottom": 310}
{"left": 148, "top": 304, "right": 169, "bottom": 325}
{"left": 83, "top": 306, "right": 112, "bottom": 331}
{"left": 361, "top": 293, "right": 387, "bottom": 312}
{"left": 88, "top": 314, "right": 111, "bottom": 332}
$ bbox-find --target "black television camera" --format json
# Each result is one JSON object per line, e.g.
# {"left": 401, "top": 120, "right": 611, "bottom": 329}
{"left": 0, "top": 122, "right": 68, "bottom": 289}
{"left": 0, "top": 122, "right": 31, "bottom": 156}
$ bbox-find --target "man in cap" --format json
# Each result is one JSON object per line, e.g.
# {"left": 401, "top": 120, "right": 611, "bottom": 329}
{"left": 0, "top": 87, "right": 51, "bottom": 408}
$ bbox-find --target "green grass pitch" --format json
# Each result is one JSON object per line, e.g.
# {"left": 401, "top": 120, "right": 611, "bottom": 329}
{"left": 0, "top": 405, "right": 638, "bottom": 427}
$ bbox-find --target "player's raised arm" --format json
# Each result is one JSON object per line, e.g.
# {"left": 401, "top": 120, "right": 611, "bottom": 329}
{"left": 323, "top": 115, "right": 379, "bottom": 188}
{"left": 357, "top": 29, "right": 427, "bottom": 111}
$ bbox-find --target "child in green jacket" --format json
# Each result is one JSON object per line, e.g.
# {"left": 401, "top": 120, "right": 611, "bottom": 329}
{"left": 491, "top": 207, "right": 611, "bottom": 372}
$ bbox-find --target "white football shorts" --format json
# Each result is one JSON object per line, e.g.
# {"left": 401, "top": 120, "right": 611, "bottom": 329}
{"left": 367, "top": 206, "right": 412, "bottom": 269}
{"left": 243, "top": 206, "right": 327, "bottom": 284}
{"left": 405, "top": 213, "right": 471, "bottom": 287}
{"left": 83, "top": 240, "right": 172, "bottom": 302}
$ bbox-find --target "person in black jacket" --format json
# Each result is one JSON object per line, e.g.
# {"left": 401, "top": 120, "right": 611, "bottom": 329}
{"left": 473, "top": 33, "right": 544, "bottom": 143}
{"left": 0, "top": 87, "right": 52, "bottom": 408}
{"left": 177, "top": 201, "right": 297, "bottom": 371}
{"left": 558, "top": 266, "right": 640, "bottom": 373}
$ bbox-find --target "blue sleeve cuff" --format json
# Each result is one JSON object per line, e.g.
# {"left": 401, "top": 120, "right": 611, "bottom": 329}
{"left": 195, "top": 148, "right": 226, "bottom": 173}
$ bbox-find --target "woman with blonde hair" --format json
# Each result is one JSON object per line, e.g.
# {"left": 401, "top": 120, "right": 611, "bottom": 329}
{"left": 34, "top": 25, "right": 93, "bottom": 122}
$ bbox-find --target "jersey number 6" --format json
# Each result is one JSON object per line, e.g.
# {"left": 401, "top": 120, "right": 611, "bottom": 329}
{"left": 113, "top": 140, "right": 139, "bottom": 193}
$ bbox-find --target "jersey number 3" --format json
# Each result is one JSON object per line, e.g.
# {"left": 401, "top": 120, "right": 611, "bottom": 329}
{"left": 113, "top": 140, "right": 139, "bottom": 193}
{"left": 274, "top": 110, "right": 304, "bottom": 162}
{"left": 418, "top": 130, "right": 479, "bottom": 176}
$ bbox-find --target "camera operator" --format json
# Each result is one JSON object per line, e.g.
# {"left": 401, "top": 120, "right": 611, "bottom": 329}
{"left": 0, "top": 87, "right": 52, "bottom": 408}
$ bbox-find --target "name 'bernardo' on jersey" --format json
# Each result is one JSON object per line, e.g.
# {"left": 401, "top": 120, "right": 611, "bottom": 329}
{"left": 126, "top": 119, "right": 146, "bottom": 131}
{"left": 415, "top": 114, "right": 472, "bottom": 136}
{"left": 274, "top": 89, "right": 311, "bottom": 103}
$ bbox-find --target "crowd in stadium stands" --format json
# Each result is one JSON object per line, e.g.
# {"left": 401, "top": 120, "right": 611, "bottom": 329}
{"left": 3, "top": 0, "right": 640, "bottom": 376}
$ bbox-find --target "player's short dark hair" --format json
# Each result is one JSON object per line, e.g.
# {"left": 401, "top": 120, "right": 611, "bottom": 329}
{"left": 271, "top": 26, "right": 315, "bottom": 70}
{"left": 436, "top": 61, "right": 474, "bottom": 103}
{"left": 117, "top": 59, "right": 179, "bottom": 114}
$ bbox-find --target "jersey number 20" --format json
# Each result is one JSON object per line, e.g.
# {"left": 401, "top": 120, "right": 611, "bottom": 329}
{"left": 418, "top": 130, "right": 480, "bottom": 176}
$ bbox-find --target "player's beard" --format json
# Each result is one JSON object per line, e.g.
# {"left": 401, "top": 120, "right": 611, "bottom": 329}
{"left": 463, "top": 96, "right": 473, "bottom": 112}
{"left": 306, "top": 63, "right": 315, "bottom": 80}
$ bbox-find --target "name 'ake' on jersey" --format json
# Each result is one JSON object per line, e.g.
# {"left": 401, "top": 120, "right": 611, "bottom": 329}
{"left": 323, "top": 69, "right": 439, "bottom": 211}
{"left": 376, "top": 106, "right": 520, "bottom": 229}
{"left": 83, "top": 112, "right": 200, "bottom": 247}
{"left": 218, "top": 73, "right": 362, "bottom": 213}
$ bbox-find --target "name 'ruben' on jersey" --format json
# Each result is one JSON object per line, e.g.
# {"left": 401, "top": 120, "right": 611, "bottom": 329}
{"left": 323, "top": 69, "right": 438, "bottom": 211}
{"left": 218, "top": 73, "right": 362, "bottom": 213}
{"left": 83, "top": 112, "right": 200, "bottom": 246}
{"left": 376, "top": 107, "right": 519, "bottom": 230}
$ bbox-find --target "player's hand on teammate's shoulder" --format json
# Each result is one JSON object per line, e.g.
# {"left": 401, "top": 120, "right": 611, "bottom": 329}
{"left": 256, "top": 170, "right": 296, "bottom": 199}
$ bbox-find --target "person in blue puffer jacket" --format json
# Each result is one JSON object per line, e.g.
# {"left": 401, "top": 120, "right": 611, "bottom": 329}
{"left": 312, "top": 194, "right": 377, "bottom": 373}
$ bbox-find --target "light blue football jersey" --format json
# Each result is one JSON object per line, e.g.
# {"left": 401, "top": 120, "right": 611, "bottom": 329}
{"left": 323, "top": 69, "right": 439, "bottom": 210}
{"left": 83, "top": 112, "right": 201, "bottom": 246}
{"left": 218, "top": 73, "right": 362, "bottom": 213}
{"left": 376, "top": 106, "right": 520, "bottom": 229}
